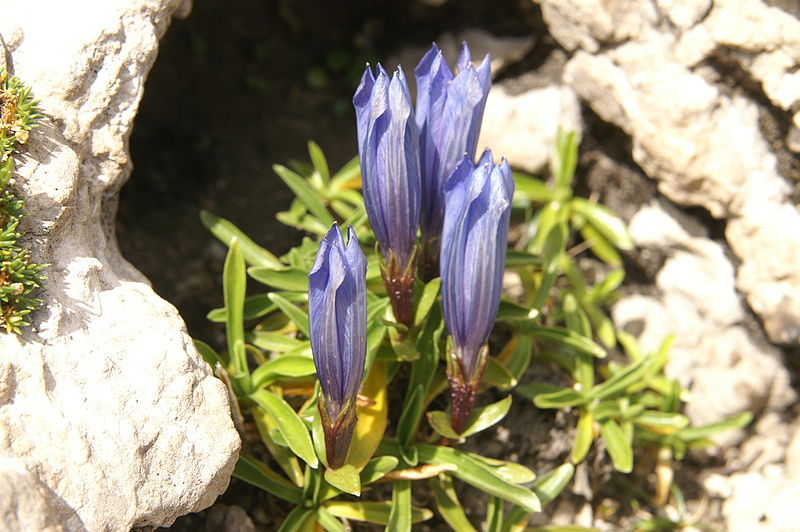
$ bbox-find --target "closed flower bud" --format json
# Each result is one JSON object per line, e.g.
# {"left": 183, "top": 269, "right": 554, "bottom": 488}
{"left": 308, "top": 224, "right": 367, "bottom": 468}
{"left": 415, "top": 42, "right": 491, "bottom": 279}
{"left": 440, "top": 150, "right": 513, "bottom": 433}
{"left": 354, "top": 64, "right": 421, "bottom": 328}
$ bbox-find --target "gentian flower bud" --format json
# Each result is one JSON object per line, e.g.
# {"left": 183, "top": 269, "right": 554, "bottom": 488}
{"left": 415, "top": 42, "right": 491, "bottom": 280}
{"left": 354, "top": 64, "right": 421, "bottom": 328}
{"left": 308, "top": 224, "right": 367, "bottom": 468}
{"left": 440, "top": 150, "right": 513, "bottom": 433}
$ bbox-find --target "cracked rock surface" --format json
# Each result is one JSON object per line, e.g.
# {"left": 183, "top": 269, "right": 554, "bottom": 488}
{"left": 0, "top": 1, "right": 240, "bottom": 530}
{"left": 535, "top": 0, "right": 800, "bottom": 345}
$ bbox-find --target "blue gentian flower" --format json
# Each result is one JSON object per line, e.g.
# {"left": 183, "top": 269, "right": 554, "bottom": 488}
{"left": 440, "top": 149, "right": 513, "bottom": 432}
{"left": 353, "top": 64, "right": 421, "bottom": 328}
{"left": 354, "top": 64, "right": 421, "bottom": 271}
{"left": 308, "top": 223, "right": 367, "bottom": 467}
{"left": 415, "top": 42, "right": 491, "bottom": 277}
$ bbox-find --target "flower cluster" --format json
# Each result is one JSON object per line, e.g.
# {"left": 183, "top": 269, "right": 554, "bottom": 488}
{"left": 310, "top": 42, "right": 511, "bottom": 465}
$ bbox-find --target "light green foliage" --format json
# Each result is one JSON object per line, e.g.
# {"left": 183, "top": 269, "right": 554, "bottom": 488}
{"left": 199, "top": 135, "right": 749, "bottom": 530}
{"left": 0, "top": 71, "right": 47, "bottom": 334}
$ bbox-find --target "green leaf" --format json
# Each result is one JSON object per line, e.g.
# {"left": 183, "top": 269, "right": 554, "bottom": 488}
{"left": 273, "top": 164, "right": 335, "bottom": 227}
{"left": 323, "top": 501, "right": 432, "bottom": 526}
{"left": 570, "top": 197, "right": 634, "bottom": 250}
{"left": 527, "top": 326, "right": 606, "bottom": 358}
{"left": 527, "top": 527, "right": 603, "bottom": 532}
{"left": 223, "top": 239, "right": 248, "bottom": 383}
{"left": 316, "top": 507, "right": 345, "bottom": 532}
{"left": 542, "top": 222, "right": 567, "bottom": 274}
{"left": 251, "top": 355, "right": 317, "bottom": 388}
{"left": 268, "top": 292, "right": 310, "bottom": 337}
{"left": 571, "top": 411, "right": 594, "bottom": 464}
{"left": 554, "top": 128, "right": 578, "bottom": 194}
{"left": 324, "top": 464, "right": 360, "bottom": 496}
{"left": 498, "top": 335, "right": 533, "bottom": 384}
{"left": 247, "top": 332, "right": 307, "bottom": 353}
{"left": 590, "top": 355, "right": 651, "bottom": 400}
{"left": 308, "top": 140, "right": 330, "bottom": 184}
{"left": 530, "top": 201, "right": 562, "bottom": 253}
{"left": 250, "top": 389, "right": 318, "bottom": 468}
{"left": 462, "top": 396, "right": 513, "bottom": 437}
{"left": 233, "top": 453, "right": 302, "bottom": 503}
{"left": 497, "top": 300, "right": 539, "bottom": 322}
{"left": 426, "top": 410, "right": 459, "bottom": 440}
{"left": 207, "top": 294, "right": 274, "bottom": 322}
{"left": 578, "top": 221, "right": 622, "bottom": 266}
{"left": 312, "top": 405, "right": 328, "bottom": 468}
{"left": 200, "top": 210, "right": 283, "bottom": 268}
{"left": 328, "top": 155, "right": 361, "bottom": 193}
{"left": 563, "top": 293, "right": 591, "bottom": 338}
{"left": 250, "top": 405, "right": 304, "bottom": 486}
{"left": 413, "top": 444, "right": 541, "bottom": 513}
{"left": 278, "top": 505, "right": 317, "bottom": 532}
{"left": 502, "top": 506, "right": 532, "bottom": 532}
{"left": 676, "top": 411, "right": 752, "bottom": 442}
{"left": 388, "top": 479, "right": 412, "bottom": 532}
{"left": 472, "top": 456, "right": 536, "bottom": 485}
{"left": 397, "top": 304, "right": 444, "bottom": 446}
{"left": 588, "top": 268, "right": 625, "bottom": 303}
{"left": 513, "top": 172, "right": 555, "bottom": 202}
{"left": 414, "top": 277, "right": 441, "bottom": 326}
{"left": 194, "top": 339, "right": 225, "bottom": 368}
{"left": 487, "top": 496, "right": 504, "bottom": 532}
{"left": 364, "top": 318, "right": 387, "bottom": 376}
{"left": 533, "top": 387, "right": 587, "bottom": 409}
{"left": 515, "top": 382, "right": 561, "bottom": 400}
{"left": 248, "top": 267, "right": 308, "bottom": 292}
{"left": 360, "top": 456, "right": 399, "bottom": 485}
{"left": 599, "top": 419, "right": 633, "bottom": 473}
{"left": 430, "top": 476, "right": 479, "bottom": 532}
{"left": 532, "top": 222, "right": 567, "bottom": 310}
{"left": 483, "top": 358, "right": 518, "bottom": 391}
{"left": 505, "top": 249, "right": 543, "bottom": 267}
{"left": 397, "top": 385, "right": 426, "bottom": 447}
{"left": 428, "top": 396, "right": 512, "bottom": 439}
{"left": 633, "top": 411, "right": 689, "bottom": 432}
{"left": 532, "top": 463, "right": 574, "bottom": 504}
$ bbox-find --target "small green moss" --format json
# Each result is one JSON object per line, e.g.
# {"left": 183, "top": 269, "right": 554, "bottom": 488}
{"left": 0, "top": 71, "right": 47, "bottom": 334}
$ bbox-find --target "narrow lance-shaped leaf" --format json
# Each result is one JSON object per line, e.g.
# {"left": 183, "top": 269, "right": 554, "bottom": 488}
{"left": 200, "top": 210, "right": 283, "bottom": 268}
{"left": 250, "top": 389, "right": 318, "bottom": 468}
{"left": 223, "top": 239, "right": 248, "bottom": 387}
{"left": 273, "top": 163, "right": 336, "bottom": 228}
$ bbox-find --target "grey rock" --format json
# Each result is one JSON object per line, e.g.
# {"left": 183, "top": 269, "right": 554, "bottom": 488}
{"left": 0, "top": 0, "right": 240, "bottom": 530}
{"left": 542, "top": 0, "right": 800, "bottom": 344}
{"left": 613, "top": 200, "right": 794, "bottom": 443}
{"left": 478, "top": 82, "right": 583, "bottom": 174}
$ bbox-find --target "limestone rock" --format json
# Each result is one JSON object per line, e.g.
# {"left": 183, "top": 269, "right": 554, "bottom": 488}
{"left": 0, "top": 0, "right": 240, "bottom": 531}
{"left": 703, "top": 419, "right": 800, "bottom": 532}
{"left": 677, "top": 0, "right": 800, "bottom": 111}
{"left": 538, "top": 0, "right": 800, "bottom": 344}
{"left": 478, "top": 82, "right": 582, "bottom": 174}
{"left": 612, "top": 200, "right": 795, "bottom": 444}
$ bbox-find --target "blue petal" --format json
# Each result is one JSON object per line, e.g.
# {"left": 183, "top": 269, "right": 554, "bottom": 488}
{"left": 353, "top": 66, "right": 376, "bottom": 157}
{"left": 309, "top": 224, "right": 368, "bottom": 418}
{"left": 356, "top": 64, "right": 421, "bottom": 267}
{"left": 415, "top": 43, "right": 492, "bottom": 244}
{"left": 440, "top": 152, "right": 513, "bottom": 377}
